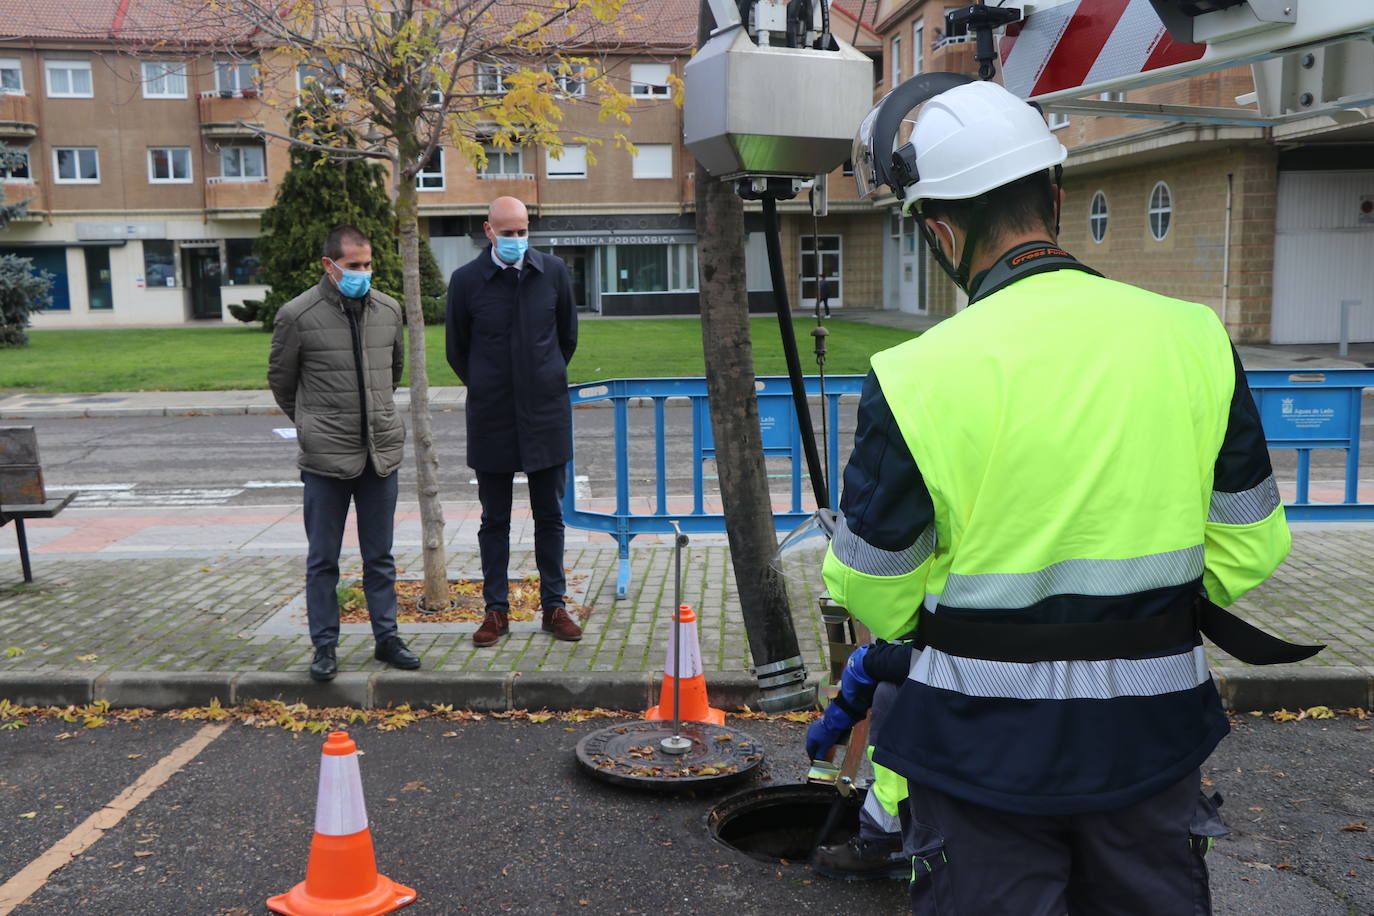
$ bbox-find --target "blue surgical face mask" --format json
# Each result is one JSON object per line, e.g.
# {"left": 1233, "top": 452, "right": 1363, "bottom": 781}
{"left": 330, "top": 260, "right": 372, "bottom": 299}
{"left": 494, "top": 235, "right": 529, "bottom": 264}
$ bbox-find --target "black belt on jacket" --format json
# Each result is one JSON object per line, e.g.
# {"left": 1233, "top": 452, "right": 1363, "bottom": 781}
{"left": 914, "top": 598, "right": 1323, "bottom": 666}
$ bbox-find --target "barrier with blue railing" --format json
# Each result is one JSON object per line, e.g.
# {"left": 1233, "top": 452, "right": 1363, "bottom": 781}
{"left": 566, "top": 370, "right": 1373, "bottom": 597}
{"left": 564, "top": 376, "right": 864, "bottom": 598}
{"left": 1246, "top": 368, "right": 1374, "bottom": 521}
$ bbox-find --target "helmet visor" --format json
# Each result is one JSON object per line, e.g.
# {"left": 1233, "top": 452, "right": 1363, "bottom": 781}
{"left": 851, "top": 102, "right": 885, "bottom": 199}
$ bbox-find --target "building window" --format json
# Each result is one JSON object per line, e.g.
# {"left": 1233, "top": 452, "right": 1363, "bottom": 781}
{"left": 1148, "top": 181, "right": 1172, "bottom": 240}
{"left": 912, "top": 23, "right": 923, "bottom": 75}
{"left": 148, "top": 147, "right": 192, "bottom": 183}
{"left": 416, "top": 148, "right": 444, "bottom": 190}
{"left": 215, "top": 59, "right": 257, "bottom": 94}
{"left": 143, "top": 240, "right": 176, "bottom": 288}
{"left": 632, "top": 144, "right": 672, "bottom": 179}
{"left": 479, "top": 144, "right": 525, "bottom": 179}
{"left": 45, "top": 60, "right": 93, "bottom": 98}
{"left": 629, "top": 63, "right": 671, "bottom": 99}
{"left": 600, "top": 243, "right": 696, "bottom": 293}
{"left": 297, "top": 62, "right": 345, "bottom": 99}
{"left": 548, "top": 63, "right": 586, "bottom": 97}
{"left": 141, "top": 61, "right": 187, "bottom": 98}
{"left": 476, "top": 62, "right": 508, "bottom": 94}
{"left": 546, "top": 144, "right": 586, "bottom": 179}
{"left": 53, "top": 147, "right": 99, "bottom": 183}
{"left": 1, "top": 148, "right": 30, "bottom": 181}
{"left": 891, "top": 35, "right": 902, "bottom": 85}
{"left": 0, "top": 59, "right": 23, "bottom": 94}
{"left": 225, "top": 238, "right": 262, "bottom": 285}
{"left": 1089, "top": 190, "right": 1108, "bottom": 243}
{"left": 219, "top": 145, "right": 266, "bottom": 180}
{"left": 1048, "top": 111, "right": 1069, "bottom": 130}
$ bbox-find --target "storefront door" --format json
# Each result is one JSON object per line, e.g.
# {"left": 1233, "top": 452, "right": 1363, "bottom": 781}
{"left": 550, "top": 245, "right": 591, "bottom": 310}
{"left": 184, "top": 247, "right": 223, "bottom": 320}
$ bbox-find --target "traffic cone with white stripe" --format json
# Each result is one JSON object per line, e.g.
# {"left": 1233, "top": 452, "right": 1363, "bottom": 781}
{"left": 645, "top": 604, "right": 725, "bottom": 725}
{"left": 267, "top": 731, "right": 416, "bottom": 916}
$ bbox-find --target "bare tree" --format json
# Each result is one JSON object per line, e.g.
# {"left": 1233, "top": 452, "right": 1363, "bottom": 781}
{"left": 175, "top": 0, "right": 636, "bottom": 608}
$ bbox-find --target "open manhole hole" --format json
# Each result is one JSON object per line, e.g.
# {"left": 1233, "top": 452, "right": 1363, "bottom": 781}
{"left": 707, "top": 783, "right": 862, "bottom": 865}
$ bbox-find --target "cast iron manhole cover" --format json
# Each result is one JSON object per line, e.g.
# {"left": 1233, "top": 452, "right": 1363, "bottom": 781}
{"left": 575, "top": 719, "right": 763, "bottom": 791}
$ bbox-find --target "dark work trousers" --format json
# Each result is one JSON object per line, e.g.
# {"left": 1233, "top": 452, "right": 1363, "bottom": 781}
{"left": 903, "top": 770, "right": 1216, "bottom": 916}
{"left": 476, "top": 464, "right": 567, "bottom": 612}
{"left": 302, "top": 462, "right": 399, "bottom": 648}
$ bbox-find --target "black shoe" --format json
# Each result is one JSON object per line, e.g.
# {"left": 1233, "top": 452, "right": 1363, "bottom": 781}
{"left": 310, "top": 644, "right": 337, "bottom": 682}
{"left": 375, "top": 635, "right": 421, "bottom": 670}
{"left": 811, "top": 835, "right": 907, "bottom": 881}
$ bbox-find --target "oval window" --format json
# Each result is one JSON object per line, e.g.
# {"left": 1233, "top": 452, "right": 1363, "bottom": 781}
{"left": 1089, "top": 191, "right": 1108, "bottom": 243}
{"left": 1148, "top": 181, "right": 1172, "bottom": 241}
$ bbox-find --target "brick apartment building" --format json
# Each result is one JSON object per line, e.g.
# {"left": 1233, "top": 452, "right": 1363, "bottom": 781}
{"left": 868, "top": 0, "right": 1374, "bottom": 344}
{"left": 0, "top": 0, "right": 889, "bottom": 327}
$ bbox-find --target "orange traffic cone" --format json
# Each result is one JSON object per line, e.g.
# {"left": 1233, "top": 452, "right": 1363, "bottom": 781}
{"left": 645, "top": 604, "right": 725, "bottom": 725}
{"left": 267, "top": 731, "right": 416, "bottom": 916}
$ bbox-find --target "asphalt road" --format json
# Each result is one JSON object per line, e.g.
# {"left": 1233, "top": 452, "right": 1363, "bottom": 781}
{"left": 26, "top": 406, "right": 852, "bottom": 510}
{"left": 20, "top": 406, "right": 1373, "bottom": 512}
{"left": 1, "top": 714, "right": 1369, "bottom": 915}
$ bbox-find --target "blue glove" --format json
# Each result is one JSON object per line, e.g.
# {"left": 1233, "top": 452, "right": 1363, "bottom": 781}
{"left": 806, "top": 645, "right": 877, "bottom": 760}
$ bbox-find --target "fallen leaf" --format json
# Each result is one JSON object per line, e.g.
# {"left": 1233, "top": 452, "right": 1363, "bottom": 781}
{"left": 76, "top": 654, "right": 98, "bottom": 662}
{"left": 528, "top": 712, "right": 553, "bottom": 723}
{"left": 127, "top": 754, "right": 143, "bottom": 760}
{"left": 1241, "top": 861, "right": 1273, "bottom": 871}
{"left": 401, "top": 781, "right": 428, "bottom": 792}
{"left": 1275, "top": 863, "right": 1293, "bottom": 870}
{"left": 19, "top": 812, "right": 36, "bottom": 819}
{"left": 1340, "top": 822, "right": 1369, "bottom": 832}
{"left": 441, "top": 732, "right": 457, "bottom": 738}
{"left": 110, "top": 862, "right": 125, "bottom": 869}
{"left": 1249, "top": 806, "right": 1264, "bottom": 812}
{"left": 134, "top": 851, "right": 155, "bottom": 858}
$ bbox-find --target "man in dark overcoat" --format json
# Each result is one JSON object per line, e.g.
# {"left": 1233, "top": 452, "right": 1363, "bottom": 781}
{"left": 445, "top": 196, "right": 581, "bottom": 647}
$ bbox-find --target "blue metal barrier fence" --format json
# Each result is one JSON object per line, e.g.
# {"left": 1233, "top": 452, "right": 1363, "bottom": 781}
{"left": 566, "top": 370, "right": 1373, "bottom": 597}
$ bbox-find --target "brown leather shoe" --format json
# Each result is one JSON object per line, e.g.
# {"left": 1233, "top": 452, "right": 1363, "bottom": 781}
{"left": 541, "top": 605, "right": 582, "bottom": 641}
{"left": 473, "top": 608, "right": 509, "bottom": 647}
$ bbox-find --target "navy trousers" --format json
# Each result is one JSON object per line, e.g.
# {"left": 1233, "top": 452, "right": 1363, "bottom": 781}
{"left": 903, "top": 771, "right": 1218, "bottom": 916}
{"left": 302, "top": 463, "right": 399, "bottom": 647}
{"left": 475, "top": 465, "right": 567, "bottom": 612}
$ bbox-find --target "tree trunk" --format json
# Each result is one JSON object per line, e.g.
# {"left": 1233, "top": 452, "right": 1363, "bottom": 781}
{"left": 393, "top": 154, "right": 450, "bottom": 610}
{"left": 695, "top": 2, "right": 809, "bottom": 712}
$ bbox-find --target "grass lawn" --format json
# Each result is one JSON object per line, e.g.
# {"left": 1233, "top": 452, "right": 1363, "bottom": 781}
{"left": 1, "top": 318, "right": 915, "bottom": 394}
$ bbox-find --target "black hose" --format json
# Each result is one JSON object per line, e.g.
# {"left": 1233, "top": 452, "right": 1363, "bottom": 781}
{"left": 763, "top": 196, "right": 829, "bottom": 510}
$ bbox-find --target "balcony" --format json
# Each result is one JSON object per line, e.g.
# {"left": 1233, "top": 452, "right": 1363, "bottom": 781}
{"left": 198, "top": 92, "right": 266, "bottom": 140}
{"left": 205, "top": 176, "right": 273, "bottom": 215}
{"left": 928, "top": 39, "right": 977, "bottom": 78}
{"left": 0, "top": 94, "right": 38, "bottom": 138}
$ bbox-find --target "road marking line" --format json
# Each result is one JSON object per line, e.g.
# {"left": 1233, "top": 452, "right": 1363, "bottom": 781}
{"left": 0, "top": 723, "right": 228, "bottom": 915}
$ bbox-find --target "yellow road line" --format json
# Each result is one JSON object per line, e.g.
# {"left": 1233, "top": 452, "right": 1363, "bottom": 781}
{"left": 0, "top": 722, "right": 229, "bottom": 914}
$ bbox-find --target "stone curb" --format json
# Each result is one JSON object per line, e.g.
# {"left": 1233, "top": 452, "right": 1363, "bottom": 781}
{"left": 2, "top": 667, "right": 1371, "bottom": 712}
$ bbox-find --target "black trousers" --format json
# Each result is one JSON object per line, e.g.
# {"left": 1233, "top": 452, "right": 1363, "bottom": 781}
{"left": 302, "top": 463, "right": 398, "bottom": 648}
{"left": 903, "top": 771, "right": 1218, "bottom": 916}
{"left": 475, "top": 464, "right": 567, "bottom": 612}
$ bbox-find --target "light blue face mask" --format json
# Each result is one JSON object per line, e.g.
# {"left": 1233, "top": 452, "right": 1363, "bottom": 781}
{"left": 494, "top": 235, "right": 529, "bottom": 264}
{"left": 330, "top": 260, "right": 372, "bottom": 299}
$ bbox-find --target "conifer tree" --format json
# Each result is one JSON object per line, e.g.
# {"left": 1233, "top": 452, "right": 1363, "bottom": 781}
{"left": 0, "top": 143, "right": 51, "bottom": 347}
{"left": 254, "top": 94, "right": 403, "bottom": 330}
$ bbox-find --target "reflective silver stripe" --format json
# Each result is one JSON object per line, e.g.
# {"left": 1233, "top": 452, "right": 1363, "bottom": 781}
{"left": 909, "top": 645, "right": 1209, "bottom": 700}
{"left": 1209, "top": 476, "right": 1281, "bottom": 525}
{"left": 861, "top": 786, "right": 901, "bottom": 834}
{"left": 832, "top": 513, "right": 935, "bottom": 578}
{"left": 942, "top": 545, "right": 1204, "bottom": 610}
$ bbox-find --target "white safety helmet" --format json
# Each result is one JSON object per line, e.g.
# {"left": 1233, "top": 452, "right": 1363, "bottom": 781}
{"left": 899, "top": 80, "right": 1066, "bottom": 215}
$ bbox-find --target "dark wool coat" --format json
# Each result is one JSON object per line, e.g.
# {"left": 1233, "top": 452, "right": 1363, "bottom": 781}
{"left": 445, "top": 246, "right": 578, "bottom": 473}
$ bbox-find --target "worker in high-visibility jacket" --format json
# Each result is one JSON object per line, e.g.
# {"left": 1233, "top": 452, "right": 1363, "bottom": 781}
{"left": 827, "top": 79, "right": 1292, "bottom": 914}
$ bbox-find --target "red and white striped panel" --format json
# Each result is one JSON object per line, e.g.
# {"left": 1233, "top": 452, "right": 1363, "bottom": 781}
{"left": 998, "top": 0, "right": 1205, "bottom": 100}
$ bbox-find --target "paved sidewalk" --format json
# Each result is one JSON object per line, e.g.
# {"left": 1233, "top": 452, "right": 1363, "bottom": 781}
{"left": 1, "top": 311, "right": 1371, "bottom": 712}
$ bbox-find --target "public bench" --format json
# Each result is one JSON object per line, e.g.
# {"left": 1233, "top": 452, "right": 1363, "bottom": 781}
{"left": 0, "top": 426, "right": 76, "bottom": 583}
